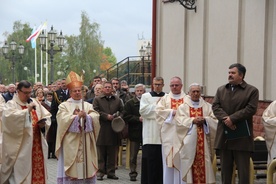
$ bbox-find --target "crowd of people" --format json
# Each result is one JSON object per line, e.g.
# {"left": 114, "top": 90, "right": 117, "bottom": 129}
{"left": 1, "top": 63, "right": 276, "bottom": 184}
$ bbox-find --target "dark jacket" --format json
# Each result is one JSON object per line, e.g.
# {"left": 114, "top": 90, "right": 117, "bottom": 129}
{"left": 2, "top": 92, "right": 14, "bottom": 102}
{"left": 212, "top": 81, "right": 259, "bottom": 151}
{"left": 48, "top": 89, "right": 70, "bottom": 143}
{"left": 116, "top": 89, "right": 132, "bottom": 104}
{"left": 123, "top": 97, "right": 142, "bottom": 143}
{"left": 86, "top": 87, "right": 95, "bottom": 101}
{"left": 93, "top": 94, "right": 124, "bottom": 146}
{"left": 50, "top": 89, "right": 70, "bottom": 119}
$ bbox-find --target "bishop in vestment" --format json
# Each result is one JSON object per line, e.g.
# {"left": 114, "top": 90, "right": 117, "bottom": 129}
{"left": 56, "top": 71, "right": 100, "bottom": 184}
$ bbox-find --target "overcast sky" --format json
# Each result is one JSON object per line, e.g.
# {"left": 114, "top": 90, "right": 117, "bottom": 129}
{"left": 0, "top": 0, "right": 152, "bottom": 61}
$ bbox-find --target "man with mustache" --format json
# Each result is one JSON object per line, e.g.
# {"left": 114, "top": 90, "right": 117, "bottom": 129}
{"left": 93, "top": 81, "right": 124, "bottom": 180}
{"left": 212, "top": 63, "right": 259, "bottom": 184}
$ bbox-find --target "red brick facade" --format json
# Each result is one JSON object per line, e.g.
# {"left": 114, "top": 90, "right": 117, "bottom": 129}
{"left": 204, "top": 96, "right": 272, "bottom": 139}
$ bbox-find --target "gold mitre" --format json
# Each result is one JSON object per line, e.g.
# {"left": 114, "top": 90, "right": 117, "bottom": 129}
{"left": 66, "top": 71, "right": 83, "bottom": 89}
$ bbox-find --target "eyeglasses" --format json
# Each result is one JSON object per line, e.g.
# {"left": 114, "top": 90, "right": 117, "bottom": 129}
{"left": 170, "top": 84, "right": 181, "bottom": 87}
{"left": 18, "top": 90, "right": 32, "bottom": 95}
{"left": 153, "top": 84, "right": 163, "bottom": 86}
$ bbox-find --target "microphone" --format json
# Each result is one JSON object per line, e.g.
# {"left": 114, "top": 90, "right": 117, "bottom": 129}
{"left": 27, "top": 98, "right": 36, "bottom": 110}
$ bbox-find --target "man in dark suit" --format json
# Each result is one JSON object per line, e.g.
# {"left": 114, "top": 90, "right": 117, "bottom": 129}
{"left": 123, "top": 83, "right": 145, "bottom": 181}
{"left": 93, "top": 81, "right": 124, "bottom": 180}
{"left": 48, "top": 78, "right": 70, "bottom": 159}
{"left": 212, "top": 63, "right": 259, "bottom": 184}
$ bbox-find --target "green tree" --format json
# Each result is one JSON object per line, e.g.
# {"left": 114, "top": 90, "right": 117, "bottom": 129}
{"left": 1, "top": 12, "right": 117, "bottom": 85}
{"left": 63, "top": 11, "right": 117, "bottom": 85}
{"left": 0, "top": 21, "right": 36, "bottom": 84}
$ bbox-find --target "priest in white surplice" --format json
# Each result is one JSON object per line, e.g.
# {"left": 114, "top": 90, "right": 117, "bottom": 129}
{"left": 262, "top": 100, "right": 276, "bottom": 183}
{"left": 156, "top": 76, "right": 186, "bottom": 184}
{"left": 174, "top": 83, "right": 217, "bottom": 184}
{"left": 1, "top": 80, "right": 51, "bottom": 184}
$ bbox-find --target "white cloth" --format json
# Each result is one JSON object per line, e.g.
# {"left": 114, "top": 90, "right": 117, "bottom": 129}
{"left": 0, "top": 94, "right": 6, "bottom": 168}
{"left": 262, "top": 100, "right": 276, "bottom": 182}
{"left": 174, "top": 95, "right": 217, "bottom": 184}
{"left": 139, "top": 92, "right": 163, "bottom": 145}
{"left": 156, "top": 91, "right": 186, "bottom": 184}
{"left": 1, "top": 94, "right": 51, "bottom": 184}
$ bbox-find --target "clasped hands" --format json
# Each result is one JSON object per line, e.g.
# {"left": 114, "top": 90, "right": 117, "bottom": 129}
{"left": 223, "top": 116, "right": 236, "bottom": 130}
{"left": 193, "top": 116, "right": 205, "bottom": 126}
{"left": 73, "top": 108, "right": 86, "bottom": 120}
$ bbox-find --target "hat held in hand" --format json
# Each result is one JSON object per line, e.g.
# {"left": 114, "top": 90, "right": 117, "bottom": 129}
{"left": 112, "top": 116, "right": 125, "bottom": 133}
{"left": 66, "top": 71, "right": 83, "bottom": 89}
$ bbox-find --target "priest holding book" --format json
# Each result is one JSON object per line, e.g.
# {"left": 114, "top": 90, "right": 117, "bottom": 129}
{"left": 212, "top": 63, "right": 259, "bottom": 184}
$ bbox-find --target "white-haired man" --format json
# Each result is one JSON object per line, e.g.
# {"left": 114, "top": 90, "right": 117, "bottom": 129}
{"left": 123, "top": 83, "right": 146, "bottom": 181}
{"left": 174, "top": 83, "right": 217, "bottom": 183}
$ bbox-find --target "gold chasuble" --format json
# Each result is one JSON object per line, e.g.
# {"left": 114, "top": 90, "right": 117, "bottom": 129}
{"left": 171, "top": 98, "right": 184, "bottom": 110}
{"left": 21, "top": 106, "right": 46, "bottom": 184}
{"left": 166, "top": 98, "right": 184, "bottom": 167}
{"left": 189, "top": 107, "right": 205, "bottom": 184}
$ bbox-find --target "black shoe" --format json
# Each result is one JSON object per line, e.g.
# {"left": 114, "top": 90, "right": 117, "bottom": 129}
{"left": 107, "top": 175, "right": 119, "bottom": 180}
{"left": 97, "top": 176, "right": 103, "bottom": 181}
{"left": 130, "top": 176, "right": 137, "bottom": 181}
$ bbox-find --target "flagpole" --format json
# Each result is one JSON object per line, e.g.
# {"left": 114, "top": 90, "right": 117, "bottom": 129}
{"left": 27, "top": 22, "right": 48, "bottom": 84}
{"left": 46, "top": 37, "right": 48, "bottom": 85}
{"left": 35, "top": 46, "right": 37, "bottom": 83}
{"left": 41, "top": 46, "right": 43, "bottom": 83}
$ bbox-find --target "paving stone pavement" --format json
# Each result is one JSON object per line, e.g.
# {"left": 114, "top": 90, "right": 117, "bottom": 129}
{"left": 46, "top": 151, "right": 267, "bottom": 184}
{"left": 46, "top": 151, "right": 142, "bottom": 184}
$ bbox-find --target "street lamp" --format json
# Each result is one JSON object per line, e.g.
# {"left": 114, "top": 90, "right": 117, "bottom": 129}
{"left": 139, "top": 46, "right": 146, "bottom": 84}
{"left": 57, "top": 71, "right": 65, "bottom": 77}
{"left": 39, "top": 25, "right": 65, "bottom": 83}
{"left": 145, "top": 42, "right": 152, "bottom": 60}
{"left": 2, "top": 40, "right": 24, "bottom": 83}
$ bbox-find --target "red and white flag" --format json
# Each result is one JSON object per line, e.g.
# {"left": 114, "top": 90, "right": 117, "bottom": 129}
{"left": 26, "top": 22, "right": 47, "bottom": 42}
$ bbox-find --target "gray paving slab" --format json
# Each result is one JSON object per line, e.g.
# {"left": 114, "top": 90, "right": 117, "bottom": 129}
{"left": 46, "top": 151, "right": 266, "bottom": 184}
{"left": 46, "top": 151, "right": 141, "bottom": 184}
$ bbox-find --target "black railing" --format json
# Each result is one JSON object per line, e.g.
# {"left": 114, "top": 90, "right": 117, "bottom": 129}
{"left": 100, "top": 56, "right": 152, "bottom": 87}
